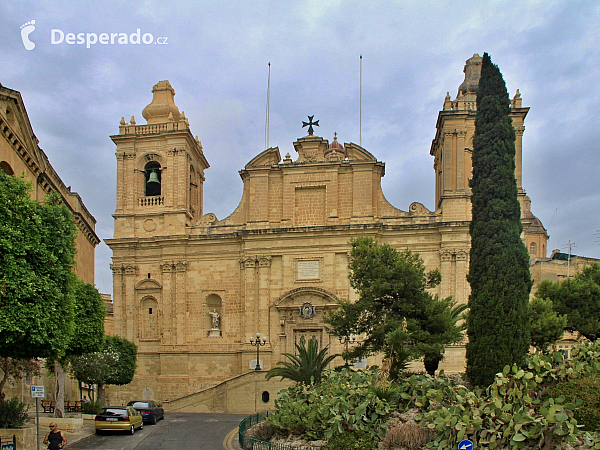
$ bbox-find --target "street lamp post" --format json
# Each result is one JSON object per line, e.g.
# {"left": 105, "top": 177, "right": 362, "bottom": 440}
{"left": 338, "top": 334, "right": 357, "bottom": 367}
{"left": 249, "top": 333, "right": 267, "bottom": 370}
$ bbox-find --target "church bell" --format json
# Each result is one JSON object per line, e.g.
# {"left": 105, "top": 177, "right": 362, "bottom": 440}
{"left": 147, "top": 170, "right": 160, "bottom": 184}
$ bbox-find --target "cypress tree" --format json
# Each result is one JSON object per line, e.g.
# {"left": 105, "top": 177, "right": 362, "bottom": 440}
{"left": 466, "top": 53, "right": 532, "bottom": 387}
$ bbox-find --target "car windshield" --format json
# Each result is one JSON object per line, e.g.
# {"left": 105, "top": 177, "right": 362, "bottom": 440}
{"left": 128, "top": 401, "right": 150, "bottom": 408}
{"left": 102, "top": 408, "right": 128, "bottom": 416}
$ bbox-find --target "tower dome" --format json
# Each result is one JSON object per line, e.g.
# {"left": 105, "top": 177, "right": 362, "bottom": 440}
{"left": 324, "top": 132, "right": 345, "bottom": 160}
{"left": 457, "top": 53, "right": 483, "bottom": 96}
{"left": 142, "top": 80, "right": 181, "bottom": 124}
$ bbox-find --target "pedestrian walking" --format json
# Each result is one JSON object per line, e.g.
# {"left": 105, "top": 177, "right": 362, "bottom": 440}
{"left": 44, "top": 422, "right": 67, "bottom": 450}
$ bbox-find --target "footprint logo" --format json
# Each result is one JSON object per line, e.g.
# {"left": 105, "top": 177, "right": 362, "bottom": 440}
{"left": 20, "top": 20, "right": 36, "bottom": 50}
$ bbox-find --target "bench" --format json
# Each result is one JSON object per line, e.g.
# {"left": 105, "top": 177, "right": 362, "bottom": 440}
{"left": 41, "top": 400, "right": 54, "bottom": 413}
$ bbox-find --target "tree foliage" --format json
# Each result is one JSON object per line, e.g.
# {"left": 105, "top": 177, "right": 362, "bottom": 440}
{"left": 68, "top": 279, "right": 106, "bottom": 356}
{"left": 0, "top": 172, "right": 77, "bottom": 359}
{"left": 70, "top": 350, "right": 114, "bottom": 388}
{"left": 535, "top": 263, "right": 600, "bottom": 341}
{"left": 528, "top": 297, "right": 567, "bottom": 352}
{"left": 70, "top": 334, "right": 137, "bottom": 402}
{"left": 266, "top": 337, "right": 337, "bottom": 384}
{"left": 104, "top": 335, "right": 137, "bottom": 386}
{"left": 466, "top": 53, "right": 532, "bottom": 387}
{"left": 0, "top": 357, "right": 42, "bottom": 399}
{"left": 325, "top": 237, "right": 464, "bottom": 379}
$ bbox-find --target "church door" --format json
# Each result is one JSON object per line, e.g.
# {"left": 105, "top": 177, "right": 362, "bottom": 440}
{"left": 294, "top": 329, "right": 323, "bottom": 353}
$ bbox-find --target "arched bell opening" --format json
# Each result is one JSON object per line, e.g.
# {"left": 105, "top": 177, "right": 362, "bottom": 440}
{"left": 144, "top": 161, "right": 162, "bottom": 196}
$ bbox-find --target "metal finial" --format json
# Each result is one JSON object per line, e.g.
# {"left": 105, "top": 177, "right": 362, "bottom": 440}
{"left": 302, "top": 115, "right": 319, "bottom": 136}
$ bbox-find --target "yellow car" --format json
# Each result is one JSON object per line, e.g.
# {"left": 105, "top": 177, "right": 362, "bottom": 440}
{"left": 95, "top": 406, "right": 144, "bottom": 434}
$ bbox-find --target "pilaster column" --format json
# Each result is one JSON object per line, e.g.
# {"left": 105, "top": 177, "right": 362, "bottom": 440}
{"left": 175, "top": 260, "right": 188, "bottom": 345}
{"left": 123, "top": 264, "right": 138, "bottom": 342}
{"left": 455, "top": 249, "right": 470, "bottom": 304}
{"left": 456, "top": 130, "right": 467, "bottom": 190}
{"left": 442, "top": 132, "right": 454, "bottom": 193}
{"left": 514, "top": 127, "right": 524, "bottom": 190}
{"left": 124, "top": 153, "right": 136, "bottom": 210}
{"left": 110, "top": 264, "right": 125, "bottom": 336}
{"left": 240, "top": 256, "right": 258, "bottom": 341}
{"left": 439, "top": 249, "right": 453, "bottom": 298}
{"left": 257, "top": 256, "right": 272, "bottom": 338}
{"left": 115, "top": 153, "right": 125, "bottom": 213}
{"left": 160, "top": 261, "right": 175, "bottom": 344}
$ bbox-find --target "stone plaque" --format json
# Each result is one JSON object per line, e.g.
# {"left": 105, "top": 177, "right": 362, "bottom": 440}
{"left": 352, "top": 357, "right": 368, "bottom": 369}
{"left": 249, "top": 359, "right": 263, "bottom": 369}
{"left": 297, "top": 260, "right": 320, "bottom": 279}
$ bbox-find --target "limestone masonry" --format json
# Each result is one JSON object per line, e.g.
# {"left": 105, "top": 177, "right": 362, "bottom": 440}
{"left": 105, "top": 54, "right": 549, "bottom": 407}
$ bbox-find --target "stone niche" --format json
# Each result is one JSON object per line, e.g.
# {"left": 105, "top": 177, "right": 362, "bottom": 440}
{"left": 205, "top": 293, "right": 222, "bottom": 337}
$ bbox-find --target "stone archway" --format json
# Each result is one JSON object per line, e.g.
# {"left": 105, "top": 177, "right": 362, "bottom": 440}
{"left": 273, "top": 287, "right": 340, "bottom": 356}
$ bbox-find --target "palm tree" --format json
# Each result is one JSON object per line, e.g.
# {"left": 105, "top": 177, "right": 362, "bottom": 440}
{"left": 265, "top": 338, "right": 338, "bottom": 384}
{"left": 423, "top": 301, "right": 468, "bottom": 376}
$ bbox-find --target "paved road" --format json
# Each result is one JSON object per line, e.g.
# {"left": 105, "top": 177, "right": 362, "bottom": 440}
{"left": 69, "top": 413, "right": 246, "bottom": 450}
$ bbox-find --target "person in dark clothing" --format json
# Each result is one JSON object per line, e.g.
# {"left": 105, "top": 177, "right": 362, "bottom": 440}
{"left": 43, "top": 422, "right": 67, "bottom": 449}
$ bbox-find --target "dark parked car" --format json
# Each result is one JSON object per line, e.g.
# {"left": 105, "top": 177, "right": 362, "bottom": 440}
{"left": 126, "top": 400, "right": 165, "bottom": 424}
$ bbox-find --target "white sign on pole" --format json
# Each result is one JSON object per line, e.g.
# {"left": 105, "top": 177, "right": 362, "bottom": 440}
{"left": 31, "top": 385, "right": 45, "bottom": 398}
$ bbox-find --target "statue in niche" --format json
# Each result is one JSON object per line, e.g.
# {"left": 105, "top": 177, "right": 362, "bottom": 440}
{"left": 209, "top": 309, "right": 220, "bottom": 329}
{"left": 208, "top": 309, "right": 221, "bottom": 337}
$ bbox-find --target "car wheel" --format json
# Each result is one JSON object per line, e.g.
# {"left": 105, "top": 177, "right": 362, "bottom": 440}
{"left": 129, "top": 424, "right": 135, "bottom": 435}
{"left": 150, "top": 414, "right": 157, "bottom": 425}
{"left": 139, "top": 421, "right": 144, "bottom": 430}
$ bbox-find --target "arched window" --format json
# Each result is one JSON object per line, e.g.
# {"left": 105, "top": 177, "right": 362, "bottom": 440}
{"left": 529, "top": 242, "right": 537, "bottom": 256}
{"left": 0, "top": 161, "right": 14, "bottom": 175}
{"left": 144, "top": 162, "right": 161, "bottom": 196}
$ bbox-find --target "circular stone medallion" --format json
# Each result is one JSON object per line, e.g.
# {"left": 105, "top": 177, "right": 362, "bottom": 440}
{"left": 143, "top": 219, "right": 156, "bottom": 232}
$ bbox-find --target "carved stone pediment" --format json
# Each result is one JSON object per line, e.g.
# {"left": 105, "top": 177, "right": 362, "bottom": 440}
{"left": 274, "top": 287, "right": 339, "bottom": 309}
{"left": 135, "top": 279, "right": 163, "bottom": 290}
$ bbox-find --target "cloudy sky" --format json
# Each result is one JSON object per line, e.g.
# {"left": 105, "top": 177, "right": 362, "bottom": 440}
{"left": 1, "top": 0, "right": 599, "bottom": 293}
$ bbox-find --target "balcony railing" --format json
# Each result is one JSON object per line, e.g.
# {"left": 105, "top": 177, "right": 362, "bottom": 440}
{"left": 139, "top": 196, "right": 164, "bottom": 207}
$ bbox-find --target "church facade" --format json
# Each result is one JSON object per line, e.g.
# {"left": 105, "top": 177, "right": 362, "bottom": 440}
{"left": 106, "top": 54, "right": 548, "bottom": 403}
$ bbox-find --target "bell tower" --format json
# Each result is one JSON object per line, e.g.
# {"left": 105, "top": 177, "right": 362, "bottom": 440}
{"left": 111, "top": 81, "right": 209, "bottom": 239}
{"left": 430, "top": 54, "right": 528, "bottom": 222}
{"left": 430, "top": 54, "right": 548, "bottom": 257}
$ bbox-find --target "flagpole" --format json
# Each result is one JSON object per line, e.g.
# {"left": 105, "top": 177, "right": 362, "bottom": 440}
{"left": 359, "top": 55, "right": 363, "bottom": 147}
{"left": 265, "top": 62, "right": 271, "bottom": 149}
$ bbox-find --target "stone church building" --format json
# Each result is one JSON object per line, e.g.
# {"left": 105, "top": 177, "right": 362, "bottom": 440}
{"left": 106, "top": 54, "right": 548, "bottom": 404}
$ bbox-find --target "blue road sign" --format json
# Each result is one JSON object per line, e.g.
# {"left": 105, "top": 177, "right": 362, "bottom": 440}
{"left": 2, "top": 443, "right": 16, "bottom": 450}
{"left": 458, "top": 439, "right": 473, "bottom": 450}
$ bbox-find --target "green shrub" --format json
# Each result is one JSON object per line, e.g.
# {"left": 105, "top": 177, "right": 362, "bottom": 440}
{"left": 549, "top": 376, "right": 600, "bottom": 432}
{"left": 327, "top": 429, "right": 377, "bottom": 450}
{"left": 267, "top": 367, "right": 391, "bottom": 443}
{"left": 82, "top": 400, "right": 104, "bottom": 415}
{"left": 418, "top": 346, "right": 600, "bottom": 449}
{"left": 0, "top": 398, "right": 28, "bottom": 428}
